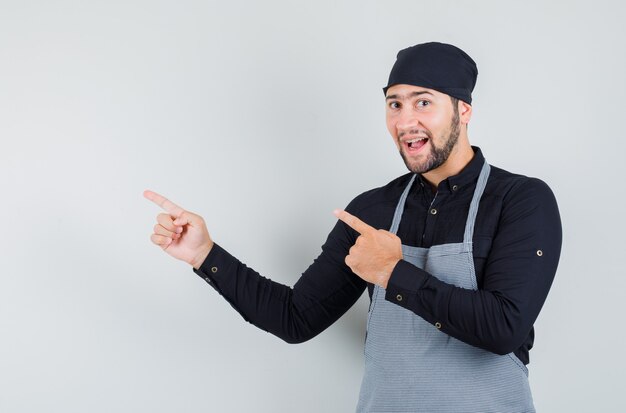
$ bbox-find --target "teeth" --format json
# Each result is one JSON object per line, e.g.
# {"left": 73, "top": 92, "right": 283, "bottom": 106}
{"left": 407, "top": 137, "right": 426, "bottom": 144}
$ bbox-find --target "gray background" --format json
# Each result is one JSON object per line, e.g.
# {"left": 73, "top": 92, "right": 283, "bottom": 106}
{"left": 1, "top": 0, "right": 624, "bottom": 411}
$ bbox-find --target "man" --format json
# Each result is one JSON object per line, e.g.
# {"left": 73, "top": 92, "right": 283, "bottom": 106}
{"left": 144, "top": 42, "right": 561, "bottom": 412}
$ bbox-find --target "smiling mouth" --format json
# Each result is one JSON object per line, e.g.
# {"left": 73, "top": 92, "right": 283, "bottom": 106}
{"left": 405, "top": 137, "right": 429, "bottom": 151}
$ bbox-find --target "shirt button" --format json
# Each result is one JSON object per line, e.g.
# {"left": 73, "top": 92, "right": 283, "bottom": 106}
{"left": 536, "top": 250, "right": 543, "bottom": 257}
{"left": 396, "top": 294, "right": 403, "bottom": 302}
{"left": 452, "top": 185, "right": 458, "bottom": 191}
{"left": 435, "top": 322, "right": 442, "bottom": 329}
{"left": 430, "top": 208, "right": 437, "bottom": 215}
{"left": 211, "top": 266, "right": 218, "bottom": 273}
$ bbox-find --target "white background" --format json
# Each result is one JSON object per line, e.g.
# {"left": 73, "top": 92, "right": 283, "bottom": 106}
{"left": 1, "top": 0, "right": 624, "bottom": 411}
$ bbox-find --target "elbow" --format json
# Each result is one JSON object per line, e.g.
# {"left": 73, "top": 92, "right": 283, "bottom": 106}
{"left": 477, "top": 298, "right": 532, "bottom": 356}
{"left": 271, "top": 324, "right": 320, "bottom": 345}
{"left": 482, "top": 331, "right": 527, "bottom": 356}
{"left": 281, "top": 335, "right": 311, "bottom": 345}
{"left": 487, "top": 341, "right": 518, "bottom": 356}
{"left": 246, "top": 322, "right": 314, "bottom": 345}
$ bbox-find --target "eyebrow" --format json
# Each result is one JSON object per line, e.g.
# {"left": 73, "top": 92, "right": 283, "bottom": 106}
{"left": 385, "top": 90, "right": 434, "bottom": 101}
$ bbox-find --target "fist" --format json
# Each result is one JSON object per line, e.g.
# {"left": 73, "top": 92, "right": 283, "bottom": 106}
{"left": 144, "top": 190, "right": 214, "bottom": 269}
{"left": 334, "top": 209, "right": 403, "bottom": 289}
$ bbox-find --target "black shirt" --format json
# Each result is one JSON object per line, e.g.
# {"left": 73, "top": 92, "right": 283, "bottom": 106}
{"left": 193, "top": 147, "right": 562, "bottom": 365}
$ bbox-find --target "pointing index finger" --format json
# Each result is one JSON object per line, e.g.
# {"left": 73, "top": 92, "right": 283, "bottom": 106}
{"left": 333, "top": 209, "right": 375, "bottom": 235}
{"left": 143, "top": 190, "right": 184, "bottom": 217}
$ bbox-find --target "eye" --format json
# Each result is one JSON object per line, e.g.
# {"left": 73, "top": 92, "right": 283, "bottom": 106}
{"left": 388, "top": 101, "right": 401, "bottom": 109}
{"left": 416, "top": 100, "right": 431, "bottom": 107}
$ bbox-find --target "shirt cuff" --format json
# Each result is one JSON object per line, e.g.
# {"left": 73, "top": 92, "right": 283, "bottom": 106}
{"left": 384, "top": 259, "right": 429, "bottom": 307}
{"left": 192, "top": 243, "right": 235, "bottom": 289}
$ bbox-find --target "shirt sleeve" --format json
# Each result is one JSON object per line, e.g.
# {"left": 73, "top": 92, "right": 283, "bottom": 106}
{"left": 192, "top": 213, "right": 367, "bottom": 344}
{"left": 384, "top": 177, "right": 562, "bottom": 356}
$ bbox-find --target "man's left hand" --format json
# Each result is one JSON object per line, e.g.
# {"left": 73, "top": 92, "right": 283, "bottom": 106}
{"left": 333, "top": 209, "right": 403, "bottom": 289}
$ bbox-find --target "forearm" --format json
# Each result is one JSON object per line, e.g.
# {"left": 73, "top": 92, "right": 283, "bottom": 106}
{"left": 193, "top": 241, "right": 366, "bottom": 344}
{"left": 385, "top": 261, "right": 549, "bottom": 355}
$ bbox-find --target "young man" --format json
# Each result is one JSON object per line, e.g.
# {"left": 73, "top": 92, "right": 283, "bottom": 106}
{"left": 145, "top": 42, "right": 561, "bottom": 412}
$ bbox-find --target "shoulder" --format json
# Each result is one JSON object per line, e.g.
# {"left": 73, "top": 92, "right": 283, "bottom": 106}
{"left": 487, "top": 164, "right": 558, "bottom": 204}
{"left": 343, "top": 172, "right": 414, "bottom": 228}
{"left": 487, "top": 164, "right": 560, "bottom": 224}
{"left": 346, "top": 172, "right": 413, "bottom": 212}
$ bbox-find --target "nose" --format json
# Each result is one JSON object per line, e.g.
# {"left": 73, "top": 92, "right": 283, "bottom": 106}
{"left": 395, "top": 108, "right": 420, "bottom": 136}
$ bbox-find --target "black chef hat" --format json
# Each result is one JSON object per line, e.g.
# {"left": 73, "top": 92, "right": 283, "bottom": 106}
{"left": 383, "top": 42, "right": 478, "bottom": 104}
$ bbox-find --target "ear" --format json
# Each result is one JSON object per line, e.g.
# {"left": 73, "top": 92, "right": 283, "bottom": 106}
{"left": 459, "top": 100, "right": 472, "bottom": 125}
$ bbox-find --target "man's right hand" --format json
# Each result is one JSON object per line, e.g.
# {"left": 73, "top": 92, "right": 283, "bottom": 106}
{"left": 143, "top": 190, "right": 214, "bottom": 269}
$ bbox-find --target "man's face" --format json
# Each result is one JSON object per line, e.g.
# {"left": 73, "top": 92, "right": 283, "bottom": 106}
{"left": 385, "top": 84, "right": 461, "bottom": 175}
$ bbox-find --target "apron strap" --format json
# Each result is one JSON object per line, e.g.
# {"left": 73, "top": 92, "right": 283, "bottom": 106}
{"left": 463, "top": 161, "right": 491, "bottom": 244}
{"left": 389, "top": 174, "right": 417, "bottom": 235}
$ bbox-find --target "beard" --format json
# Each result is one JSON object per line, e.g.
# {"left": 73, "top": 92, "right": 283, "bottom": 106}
{"left": 398, "top": 107, "right": 461, "bottom": 174}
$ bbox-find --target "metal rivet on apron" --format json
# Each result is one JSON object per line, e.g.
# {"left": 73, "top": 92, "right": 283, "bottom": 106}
{"left": 396, "top": 294, "right": 403, "bottom": 302}
{"left": 211, "top": 266, "right": 218, "bottom": 273}
{"left": 435, "top": 322, "right": 442, "bottom": 329}
{"left": 452, "top": 185, "right": 458, "bottom": 191}
{"left": 430, "top": 208, "right": 437, "bottom": 215}
{"left": 536, "top": 250, "right": 543, "bottom": 257}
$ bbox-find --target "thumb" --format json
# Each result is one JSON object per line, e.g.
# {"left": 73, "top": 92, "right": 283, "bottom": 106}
{"left": 173, "top": 210, "right": 203, "bottom": 227}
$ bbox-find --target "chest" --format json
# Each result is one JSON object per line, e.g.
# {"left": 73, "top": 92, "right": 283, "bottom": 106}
{"left": 396, "top": 187, "right": 501, "bottom": 253}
